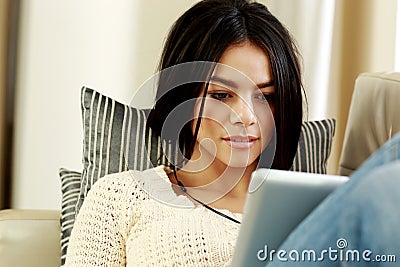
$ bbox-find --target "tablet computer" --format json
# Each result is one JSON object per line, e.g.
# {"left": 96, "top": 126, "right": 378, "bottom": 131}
{"left": 231, "top": 168, "right": 349, "bottom": 267}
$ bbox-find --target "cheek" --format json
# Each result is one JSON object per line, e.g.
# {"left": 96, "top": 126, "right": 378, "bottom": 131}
{"left": 194, "top": 103, "right": 231, "bottom": 141}
{"left": 198, "top": 119, "right": 221, "bottom": 136}
{"left": 254, "top": 105, "right": 275, "bottom": 146}
{"left": 194, "top": 98, "right": 231, "bottom": 126}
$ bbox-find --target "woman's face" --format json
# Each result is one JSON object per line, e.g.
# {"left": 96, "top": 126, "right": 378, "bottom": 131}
{"left": 192, "top": 42, "right": 275, "bottom": 169}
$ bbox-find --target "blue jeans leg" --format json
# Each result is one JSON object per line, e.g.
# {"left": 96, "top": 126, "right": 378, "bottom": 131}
{"left": 266, "top": 132, "right": 400, "bottom": 267}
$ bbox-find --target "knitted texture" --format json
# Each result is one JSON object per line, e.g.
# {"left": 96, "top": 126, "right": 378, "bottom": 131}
{"left": 65, "top": 166, "right": 241, "bottom": 266}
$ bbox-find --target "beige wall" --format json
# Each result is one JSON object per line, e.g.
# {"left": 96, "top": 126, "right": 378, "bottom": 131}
{"left": 397, "top": 1, "right": 400, "bottom": 70}
{"left": 12, "top": 0, "right": 199, "bottom": 209}
{"left": 0, "top": 0, "right": 9, "bottom": 208}
{"left": 13, "top": 0, "right": 139, "bottom": 209}
{"left": 327, "top": 0, "right": 398, "bottom": 174}
{"left": 267, "top": 0, "right": 398, "bottom": 174}
{"left": 133, "top": 0, "right": 199, "bottom": 98}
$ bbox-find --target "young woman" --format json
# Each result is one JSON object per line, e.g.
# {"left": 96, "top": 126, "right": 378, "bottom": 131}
{"left": 65, "top": 0, "right": 303, "bottom": 266}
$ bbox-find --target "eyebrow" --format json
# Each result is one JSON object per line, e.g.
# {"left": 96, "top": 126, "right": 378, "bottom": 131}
{"left": 210, "top": 76, "right": 274, "bottom": 90}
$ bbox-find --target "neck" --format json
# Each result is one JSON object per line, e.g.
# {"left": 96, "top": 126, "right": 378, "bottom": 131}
{"left": 172, "top": 152, "right": 258, "bottom": 205}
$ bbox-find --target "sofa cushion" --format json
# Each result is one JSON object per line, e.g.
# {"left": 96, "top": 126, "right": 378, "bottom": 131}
{"left": 59, "top": 168, "right": 81, "bottom": 266}
{"left": 0, "top": 209, "right": 61, "bottom": 267}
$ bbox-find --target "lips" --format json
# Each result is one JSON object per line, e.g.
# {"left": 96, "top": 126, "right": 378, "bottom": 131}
{"left": 222, "top": 136, "right": 258, "bottom": 149}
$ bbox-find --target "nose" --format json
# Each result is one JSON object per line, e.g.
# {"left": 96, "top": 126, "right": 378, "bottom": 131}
{"left": 229, "top": 98, "right": 257, "bottom": 126}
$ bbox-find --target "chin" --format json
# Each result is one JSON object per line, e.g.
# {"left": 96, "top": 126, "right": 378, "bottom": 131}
{"left": 224, "top": 156, "right": 258, "bottom": 169}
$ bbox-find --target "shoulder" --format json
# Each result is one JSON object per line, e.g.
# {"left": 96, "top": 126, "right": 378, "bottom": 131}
{"left": 87, "top": 169, "right": 155, "bottom": 203}
{"left": 79, "top": 169, "right": 158, "bottom": 214}
{"left": 80, "top": 165, "right": 180, "bottom": 215}
{"left": 94, "top": 165, "right": 168, "bottom": 188}
{"left": 90, "top": 170, "right": 139, "bottom": 194}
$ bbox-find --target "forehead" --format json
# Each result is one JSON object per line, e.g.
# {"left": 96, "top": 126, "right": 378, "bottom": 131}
{"left": 215, "top": 42, "right": 273, "bottom": 86}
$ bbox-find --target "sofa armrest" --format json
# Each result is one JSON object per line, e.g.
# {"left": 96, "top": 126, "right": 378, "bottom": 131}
{"left": 0, "top": 209, "right": 61, "bottom": 267}
{"left": 339, "top": 72, "right": 400, "bottom": 175}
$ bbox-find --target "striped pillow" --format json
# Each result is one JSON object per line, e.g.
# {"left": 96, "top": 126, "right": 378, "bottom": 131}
{"left": 59, "top": 168, "right": 81, "bottom": 267}
{"left": 77, "top": 87, "right": 181, "bottom": 212}
{"left": 290, "top": 119, "right": 336, "bottom": 174}
{"left": 77, "top": 87, "right": 336, "bottom": 213}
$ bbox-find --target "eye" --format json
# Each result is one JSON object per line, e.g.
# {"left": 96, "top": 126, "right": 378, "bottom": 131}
{"left": 255, "top": 93, "right": 275, "bottom": 103}
{"left": 208, "top": 92, "right": 233, "bottom": 101}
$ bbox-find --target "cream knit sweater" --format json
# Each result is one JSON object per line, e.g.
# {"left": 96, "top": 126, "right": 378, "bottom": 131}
{"left": 65, "top": 166, "right": 242, "bottom": 266}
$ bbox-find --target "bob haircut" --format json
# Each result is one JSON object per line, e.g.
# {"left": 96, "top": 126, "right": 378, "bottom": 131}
{"left": 147, "top": 0, "right": 303, "bottom": 170}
